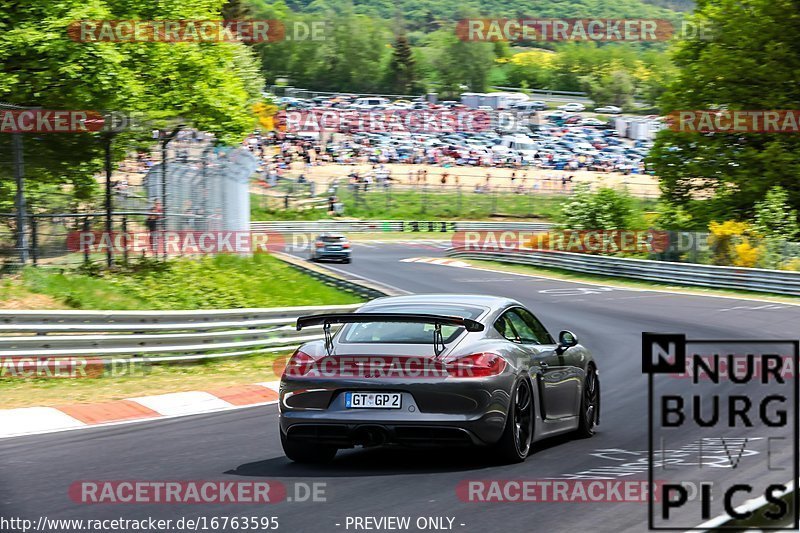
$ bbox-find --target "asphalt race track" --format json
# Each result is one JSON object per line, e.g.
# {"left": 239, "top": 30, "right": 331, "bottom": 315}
{"left": 2, "top": 241, "right": 798, "bottom": 532}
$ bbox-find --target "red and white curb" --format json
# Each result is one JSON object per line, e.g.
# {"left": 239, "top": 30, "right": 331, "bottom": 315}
{"left": 0, "top": 381, "right": 281, "bottom": 439}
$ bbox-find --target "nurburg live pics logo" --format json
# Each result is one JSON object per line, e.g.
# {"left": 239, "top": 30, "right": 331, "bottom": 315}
{"left": 642, "top": 333, "right": 799, "bottom": 530}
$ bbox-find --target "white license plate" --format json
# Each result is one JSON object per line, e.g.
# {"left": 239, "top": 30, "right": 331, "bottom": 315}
{"left": 345, "top": 392, "right": 402, "bottom": 409}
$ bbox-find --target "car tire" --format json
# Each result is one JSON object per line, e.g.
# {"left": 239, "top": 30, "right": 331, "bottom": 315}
{"left": 493, "top": 377, "right": 534, "bottom": 464}
{"left": 343, "top": 258, "right": 351, "bottom": 264}
{"left": 576, "top": 366, "right": 600, "bottom": 438}
{"left": 281, "top": 431, "right": 337, "bottom": 463}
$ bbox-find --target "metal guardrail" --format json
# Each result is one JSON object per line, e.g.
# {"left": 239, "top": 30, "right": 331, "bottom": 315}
{"left": 251, "top": 220, "right": 553, "bottom": 234}
{"left": 446, "top": 247, "right": 800, "bottom": 296}
{"left": 0, "top": 251, "right": 399, "bottom": 365}
{"left": 274, "top": 252, "right": 399, "bottom": 299}
{"left": 0, "top": 304, "right": 361, "bottom": 364}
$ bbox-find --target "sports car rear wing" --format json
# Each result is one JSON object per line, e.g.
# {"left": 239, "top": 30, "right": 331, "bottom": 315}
{"left": 295, "top": 313, "right": 485, "bottom": 332}
{"left": 295, "top": 312, "right": 485, "bottom": 356}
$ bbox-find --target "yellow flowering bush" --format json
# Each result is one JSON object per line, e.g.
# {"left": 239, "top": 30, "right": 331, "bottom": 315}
{"left": 708, "top": 221, "right": 763, "bottom": 267}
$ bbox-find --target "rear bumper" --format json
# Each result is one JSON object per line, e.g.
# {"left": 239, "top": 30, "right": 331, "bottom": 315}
{"left": 315, "top": 250, "right": 351, "bottom": 260}
{"left": 278, "top": 375, "right": 514, "bottom": 446}
{"left": 284, "top": 423, "right": 480, "bottom": 447}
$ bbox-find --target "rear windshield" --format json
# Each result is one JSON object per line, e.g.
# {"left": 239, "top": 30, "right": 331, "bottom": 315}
{"left": 339, "top": 304, "right": 485, "bottom": 344}
{"left": 320, "top": 236, "right": 346, "bottom": 242}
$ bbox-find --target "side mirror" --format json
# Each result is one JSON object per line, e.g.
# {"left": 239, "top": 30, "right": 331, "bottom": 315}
{"left": 556, "top": 330, "right": 578, "bottom": 355}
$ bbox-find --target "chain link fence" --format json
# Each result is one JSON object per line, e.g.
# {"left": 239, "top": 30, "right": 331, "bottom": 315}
{"left": 0, "top": 132, "right": 259, "bottom": 269}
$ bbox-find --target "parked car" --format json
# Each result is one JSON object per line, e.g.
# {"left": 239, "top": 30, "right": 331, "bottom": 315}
{"left": 594, "top": 105, "right": 622, "bottom": 114}
{"left": 351, "top": 97, "right": 390, "bottom": 110}
{"left": 513, "top": 101, "right": 547, "bottom": 113}
{"left": 557, "top": 102, "right": 586, "bottom": 112}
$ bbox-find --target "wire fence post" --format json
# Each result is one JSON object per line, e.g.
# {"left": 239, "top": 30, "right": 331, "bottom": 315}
{"left": 121, "top": 215, "right": 129, "bottom": 265}
{"left": 82, "top": 216, "right": 91, "bottom": 265}
{"left": 12, "top": 133, "right": 28, "bottom": 266}
{"left": 104, "top": 133, "right": 114, "bottom": 268}
{"left": 29, "top": 215, "right": 38, "bottom": 267}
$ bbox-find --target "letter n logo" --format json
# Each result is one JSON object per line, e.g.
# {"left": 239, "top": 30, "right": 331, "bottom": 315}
{"left": 642, "top": 333, "right": 686, "bottom": 374}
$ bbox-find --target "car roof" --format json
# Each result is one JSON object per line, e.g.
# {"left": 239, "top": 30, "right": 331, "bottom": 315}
{"left": 360, "top": 294, "right": 521, "bottom": 311}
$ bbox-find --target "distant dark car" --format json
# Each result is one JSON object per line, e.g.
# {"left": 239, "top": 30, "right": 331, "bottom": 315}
{"left": 279, "top": 294, "right": 600, "bottom": 464}
{"left": 309, "top": 233, "right": 351, "bottom": 263}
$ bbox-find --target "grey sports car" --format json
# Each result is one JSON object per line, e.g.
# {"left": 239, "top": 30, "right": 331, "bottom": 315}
{"left": 279, "top": 294, "right": 600, "bottom": 463}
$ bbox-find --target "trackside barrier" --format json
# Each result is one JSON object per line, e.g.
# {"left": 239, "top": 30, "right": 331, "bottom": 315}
{"left": 0, "top": 304, "right": 361, "bottom": 364}
{"left": 446, "top": 247, "right": 800, "bottom": 296}
{"left": 250, "top": 220, "right": 553, "bottom": 234}
{"left": 274, "top": 252, "right": 398, "bottom": 300}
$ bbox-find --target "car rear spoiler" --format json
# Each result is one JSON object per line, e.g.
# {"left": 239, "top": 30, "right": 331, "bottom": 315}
{"left": 296, "top": 312, "right": 485, "bottom": 357}
{"left": 296, "top": 313, "right": 485, "bottom": 332}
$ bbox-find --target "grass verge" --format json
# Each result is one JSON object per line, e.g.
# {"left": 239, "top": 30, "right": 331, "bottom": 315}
{"left": 6, "top": 254, "right": 363, "bottom": 310}
{"left": 0, "top": 351, "right": 288, "bottom": 409}
{"left": 251, "top": 190, "right": 576, "bottom": 221}
{"left": 0, "top": 254, "right": 362, "bottom": 407}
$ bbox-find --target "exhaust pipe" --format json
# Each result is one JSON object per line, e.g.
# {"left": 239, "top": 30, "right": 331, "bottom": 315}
{"left": 352, "top": 426, "right": 389, "bottom": 446}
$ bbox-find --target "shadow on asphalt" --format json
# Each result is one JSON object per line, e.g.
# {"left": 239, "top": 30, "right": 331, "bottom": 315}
{"left": 227, "top": 433, "right": 577, "bottom": 478}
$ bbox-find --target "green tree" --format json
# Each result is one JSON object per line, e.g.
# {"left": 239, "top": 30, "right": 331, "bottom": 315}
{"left": 559, "top": 185, "right": 642, "bottom": 230}
{"left": 753, "top": 186, "right": 800, "bottom": 240}
{"left": 385, "top": 34, "right": 417, "bottom": 94}
{"left": 429, "top": 28, "right": 494, "bottom": 97}
{"left": 649, "top": 0, "right": 800, "bottom": 219}
{"left": 580, "top": 69, "right": 636, "bottom": 108}
{"left": 0, "top": 0, "right": 264, "bottom": 212}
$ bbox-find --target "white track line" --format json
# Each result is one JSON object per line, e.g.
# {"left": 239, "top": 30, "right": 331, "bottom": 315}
{"left": 430, "top": 256, "right": 800, "bottom": 307}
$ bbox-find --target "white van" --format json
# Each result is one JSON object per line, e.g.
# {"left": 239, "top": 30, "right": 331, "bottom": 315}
{"left": 494, "top": 134, "right": 539, "bottom": 161}
{"left": 351, "top": 97, "right": 390, "bottom": 110}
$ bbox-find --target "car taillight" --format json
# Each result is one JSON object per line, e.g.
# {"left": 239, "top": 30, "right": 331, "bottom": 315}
{"left": 315, "top": 242, "right": 325, "bottom": 248}
{"left": 284, "top": 350, "right": 317, "bottom": 377}
{"left": 342, "top": 242, "right": 350, "bottom": 248}
{"left": 445, "top": 353, "right": 507, "bottom": 378}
